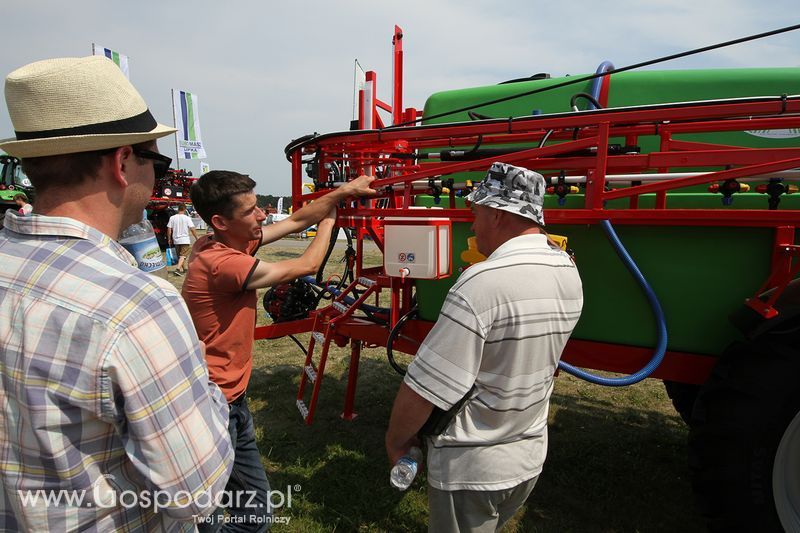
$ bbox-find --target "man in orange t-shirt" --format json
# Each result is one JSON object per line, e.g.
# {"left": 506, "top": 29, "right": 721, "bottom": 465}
{"left": 183, "top": 170, "right": 375, "bottom": 531}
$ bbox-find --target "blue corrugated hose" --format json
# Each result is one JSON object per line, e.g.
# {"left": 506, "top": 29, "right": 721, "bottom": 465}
{"left": 557, "top": 220, "right": 668, "bottom": 386}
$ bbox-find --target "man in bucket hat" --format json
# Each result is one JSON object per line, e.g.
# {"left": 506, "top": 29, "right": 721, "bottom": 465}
{"left": 0, "top": 57, "right": 233, "bottom": 531}
{"left": 386, "top": 162, "right": 583, "bottom": 532}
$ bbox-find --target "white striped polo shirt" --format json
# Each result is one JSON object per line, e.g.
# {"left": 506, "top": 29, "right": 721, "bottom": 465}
{"left": 405, "top": 233, "right": 583, "bottom": 491}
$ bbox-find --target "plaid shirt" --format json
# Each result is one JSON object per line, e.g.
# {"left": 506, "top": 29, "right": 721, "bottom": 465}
{"left": 0, "top": 212, "right": 233, "bottom": 532}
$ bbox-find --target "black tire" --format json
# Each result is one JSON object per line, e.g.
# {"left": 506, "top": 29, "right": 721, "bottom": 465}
{"left": 689, "top": 338, "right": 800, "bottom": 532}
{"left": 663, "top": 379, "right": 700, "bottom": 425}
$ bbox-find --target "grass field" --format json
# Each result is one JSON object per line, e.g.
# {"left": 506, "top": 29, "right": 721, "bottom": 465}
{"left": 169, "top": 240, "right": 706, "bottom": 532}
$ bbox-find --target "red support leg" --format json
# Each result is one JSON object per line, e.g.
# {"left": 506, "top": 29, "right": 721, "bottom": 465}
{"left": 341, "top": 341, "right": 362, "bottom": 421}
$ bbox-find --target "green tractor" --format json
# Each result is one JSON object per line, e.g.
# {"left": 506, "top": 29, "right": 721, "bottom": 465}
{"left": 0, "top": 155, "right": 34, "bottom": 225}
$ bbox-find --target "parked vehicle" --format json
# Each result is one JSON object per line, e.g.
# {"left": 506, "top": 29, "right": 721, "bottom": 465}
{"left": 0, "top": 155, "right": 34, "bottom": 224}
{"left": 147, "top": 168, "right": 198, "bottom": 249}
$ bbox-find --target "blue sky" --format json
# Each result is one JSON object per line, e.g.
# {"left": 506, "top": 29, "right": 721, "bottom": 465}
{"left": 1, "top": 1, "right": 798, "bottom": 194}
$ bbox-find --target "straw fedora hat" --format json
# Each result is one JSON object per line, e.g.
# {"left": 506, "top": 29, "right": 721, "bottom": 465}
{"left": 0, "top": 56, "right": 175, "bottom": 158}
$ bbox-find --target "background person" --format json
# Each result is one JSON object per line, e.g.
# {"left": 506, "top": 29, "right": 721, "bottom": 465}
{"left": 385, "top": 162, "right": 584, "bottom": 533}
{"left": 13, "top": 192, "right": 31, "bottom": 214}
{"left": 167, "top": 202, "right": 199, "bottom": 275}
{"left": 183, "top": 170, "right": 376, "bottom": 531}
{"left": 0, "top": 56, "right": 234, "bottom": 531}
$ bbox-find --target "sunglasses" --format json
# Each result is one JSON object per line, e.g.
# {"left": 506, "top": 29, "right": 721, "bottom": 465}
{"left": 132, "top": 148, "right": 172, "bottom": 181}
{"left": 99, "top": 147, "right": 173, "bottom": 181}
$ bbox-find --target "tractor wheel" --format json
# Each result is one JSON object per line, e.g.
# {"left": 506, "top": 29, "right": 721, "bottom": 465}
{"left": 689, "top": 339, "right": 800, "bottom": 532}
{"left": 663, "top": 379, "right": 700, "bottom": 425}
{"left": 774, "top": 409, "right": 800, "bottom": 532}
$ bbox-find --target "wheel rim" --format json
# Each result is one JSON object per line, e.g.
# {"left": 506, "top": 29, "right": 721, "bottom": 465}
{"left": 774, "top": 409, "right": 800, "bottom": 531}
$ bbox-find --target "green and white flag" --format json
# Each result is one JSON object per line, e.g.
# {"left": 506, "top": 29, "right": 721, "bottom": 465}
{"left": 91, "top": 44, "right": 129, "bottom": 79}
{"left": 172, "top": 89, "right": 207, "bottom": 160}
{"left": 200, "top": 162, "right": 211, "bottom": 175}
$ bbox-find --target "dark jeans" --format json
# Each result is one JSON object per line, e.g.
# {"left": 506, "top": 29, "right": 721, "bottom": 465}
{"left": 198, "top": 394, "right": 271, "bottom": 532}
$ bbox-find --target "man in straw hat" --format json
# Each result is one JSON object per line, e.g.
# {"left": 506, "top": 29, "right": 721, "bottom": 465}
{"left": 386, "top": 162, "right": 583, "bottom": 532}
{"left": 0, "top": 56, "right": 233, "bottom": 531}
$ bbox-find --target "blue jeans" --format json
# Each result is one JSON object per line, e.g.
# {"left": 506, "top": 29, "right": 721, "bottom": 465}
{"left": 198, "top": 394, "right": 271, "bottom": 532}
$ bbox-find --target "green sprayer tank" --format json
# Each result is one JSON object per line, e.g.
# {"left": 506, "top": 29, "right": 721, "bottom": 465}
{"left": 413, "top": 68, "right": 800, "bottom": 357}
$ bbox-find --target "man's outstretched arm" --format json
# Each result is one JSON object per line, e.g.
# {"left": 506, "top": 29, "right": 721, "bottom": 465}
{"left": 260, "top": 175, "right": 376, "bottom": 245}
{"left": 246, "top": 208, "right": 338, "bottom": 290}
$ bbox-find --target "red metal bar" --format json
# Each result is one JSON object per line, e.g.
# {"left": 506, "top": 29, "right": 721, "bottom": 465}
{"left": 356, "top": 227, "right": 365, "bottom": 278}
{"left": 381, "top": 115, "right": 800, "bottom": 152}
{"left": 298, "top": 97, "right": 800, "bottom": 148}
{"left": 305, "top": 325, "right": 332, "bottom": 425}
{"left": 296, "top": 316, "right": 321, "bottom": 403}
{"left": 301, "top": 137, "right": 598, "bottom": 200}
{"left": 375, "top": 99, "right": 393, "bottom": 113}
{"left": 562, "top": 339, "right": 717, "bottom": 385}
{"left": 655, "top": 128, "right": 670, "bottom": 209}
{"left": 587, "top": 122, "right": 610, "bottom": 209}
{"left": 746, "top": 226, "right": 799, "bottom": 318}
{"left": 390, "top": 278, "right": 401, "bottom": 328}
{"left": 342, "top": 206, "right": 800, "bottom": 226}
{"left": 291, "top": 151, "right": 302, "bottom": 213}
{"left": 358, "top": 87, "right": 365, "bottom": 131}
{"left": 366, "top": 225, "right": 385, "bottom": 250}
{"left": 646, "top": 148, "right": 800, "bottom": 168}
{"left": 665, "top": 116, "right": 800, "bottom": 135}
{"left": 392, "top": 26, "right": 404, "bottom": 125}
{"left": 341, "top": 340, "right": 361, "bottom": 421}
{"left": 339, "top": 208, "right": 472, "bottom": 222}
{"left": 330, "top": 285, "right": 377, "bottom": 325}
{"left": 603, "top": 157, "right": 800, "bottom": 201}
{"left": 311, "top": 317, "right": 718, "bottom": 385}
{"left": 666, "top": 139, "right": 744, "bottom": 152}
{"left": 545, "top": 209, "right": 800, "bottom": 227}
{"left": 334, "top": 318, "right": 432, "bottom": 352}
{"left": 255, "top": 318, "right": 315, "bottom": 340}
{"left": 402, "top": 278, "right": 412, "bottom": 313}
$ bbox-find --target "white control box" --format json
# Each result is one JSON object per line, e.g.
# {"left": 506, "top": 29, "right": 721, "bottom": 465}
{"left": 384, "top": 212, "right": 451, "bottom": 279}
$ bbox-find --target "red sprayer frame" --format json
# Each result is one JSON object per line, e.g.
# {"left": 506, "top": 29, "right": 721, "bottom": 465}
{"left": 261, "top": 28, "right": 800, "bottom": 423}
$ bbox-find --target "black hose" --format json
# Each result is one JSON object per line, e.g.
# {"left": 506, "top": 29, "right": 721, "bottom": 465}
{"left": 568, "top": 92, "right": 603, "bottom": 140}
{"left": 387, "top": 24, "right": 800, "bottom": 128}
{"left": 439, "top": 147, "right": 521, "bottom": 162}
{"left": 338, "top": 228, "right": 355, "bottom": 292}
{"left": 387, "top": 306, "right": 418, "bottom": 375}
{"left": 289, "top": 335, "right": 307, "bottom": 356}
{"left": 468, "top": 111, "right": 494, "bottom": 120}
{"left": 570, "top": 92, "right": 603, "bottom": 111}
{"left": 310, "top": 228, "right": 357, "bottom": 308}
{"left": 315, "top": 222, "right": 340, "bottom": 284}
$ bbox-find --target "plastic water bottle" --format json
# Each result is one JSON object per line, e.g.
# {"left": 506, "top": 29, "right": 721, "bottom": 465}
{"left": 119, "top": 214, "right": 167, "bottom": 279}
{"left": 390, "top": 446, "right": 423, "bottom": 491}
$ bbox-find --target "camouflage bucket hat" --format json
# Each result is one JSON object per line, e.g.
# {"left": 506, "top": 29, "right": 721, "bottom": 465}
{"left": 465, "top": 162, "right": 546, "bottom": 225}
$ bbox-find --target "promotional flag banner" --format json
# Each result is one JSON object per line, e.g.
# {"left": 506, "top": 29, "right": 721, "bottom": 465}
{"left": 92, "top": 44, "right": 129, "bottom": 79}
{"left": 172, "top": 90, "right": 207, "bottom": 159}
{"left": 353, "top": 59, "right": 366, "bottom": 120}
{"left": 277, "top": 197, "right": 284, "bottom": 214}
{"left": 200, "top": 162, "right": 211, "bottom": 175}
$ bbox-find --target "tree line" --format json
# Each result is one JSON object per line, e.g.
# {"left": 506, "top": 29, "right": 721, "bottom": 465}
{"left": 256, "top": 194, "right": 292, "bottom": 212}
